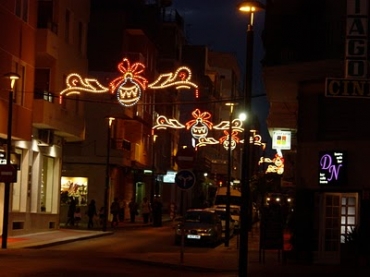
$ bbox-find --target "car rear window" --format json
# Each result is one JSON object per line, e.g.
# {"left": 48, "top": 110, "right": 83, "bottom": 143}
{"left": 185, "top": 212, "right": 215, "bottom": 224}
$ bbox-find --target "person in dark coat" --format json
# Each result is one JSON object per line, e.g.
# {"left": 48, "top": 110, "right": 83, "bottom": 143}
{"left": 66, "top": 198, "right": 76, "bottom": 227}
{"left": 110, "top": 197, "right": 120, "bottom": 227}
{"left": 128, "top": 198, "right": 138, "bottom": 223}
{"left": 152, "top": 197, "right": 163, "bottom": 227}
{"left": 87, "top": 199, "right": 97, "bottom": 229}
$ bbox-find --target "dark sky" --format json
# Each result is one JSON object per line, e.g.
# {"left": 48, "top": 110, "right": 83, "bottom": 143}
{"left": 171, "top": 0, "right": 270, "bottom": 142}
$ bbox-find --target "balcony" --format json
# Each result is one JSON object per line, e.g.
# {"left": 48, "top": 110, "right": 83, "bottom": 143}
{"left": 36, "top": 27, "right": 58, "bottom": 63}
{"left": 33, "top": 99, "right": 85, "bottom": 142}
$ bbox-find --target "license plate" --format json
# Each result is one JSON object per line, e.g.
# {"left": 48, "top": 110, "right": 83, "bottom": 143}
{"left": 187, "top": 234, "right": 201, "bottom": 239}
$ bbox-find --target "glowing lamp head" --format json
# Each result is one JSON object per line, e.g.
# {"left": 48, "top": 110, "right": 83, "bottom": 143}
{"left": 238, "top": 1, "right": 265, "bottom": 13}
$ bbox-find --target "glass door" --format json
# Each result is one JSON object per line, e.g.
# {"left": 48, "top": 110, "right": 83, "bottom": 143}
{"left": 316, "top": 193, "right": 358, "bottom": 264}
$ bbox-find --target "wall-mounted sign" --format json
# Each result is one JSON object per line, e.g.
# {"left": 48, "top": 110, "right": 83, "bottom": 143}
{"left": 325, "top": 0, "right": 369, "bottom": 98}
{"left": 319, "top": 151, "right": 347, "bottom": 186}
{"left": 325, "top": 78, "right": 370, "bottom": 98}
{"left": 272, "top": 130, "right": 291, "bottom": 150}
{"left": 0, "top": 151, "right": 20, "bottom": 170}
{"left": 345, "top": 0, "right": 368, "bottom": 78}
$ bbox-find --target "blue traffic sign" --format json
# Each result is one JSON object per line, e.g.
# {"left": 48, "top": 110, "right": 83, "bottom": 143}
{"left": 175, "top": 170, "right": 196, "bottom": 190}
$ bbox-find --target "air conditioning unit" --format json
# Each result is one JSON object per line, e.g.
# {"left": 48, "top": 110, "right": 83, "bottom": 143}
{"left": 38, "top": 129, "right": 54, "bottom": 145}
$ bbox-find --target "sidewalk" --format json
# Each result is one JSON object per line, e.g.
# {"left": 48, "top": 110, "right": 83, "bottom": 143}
{"left": 3, "top": 221, "right": 369, "bottom": 276}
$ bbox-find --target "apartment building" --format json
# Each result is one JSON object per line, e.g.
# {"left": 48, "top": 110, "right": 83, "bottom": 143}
{"left": 0, "top": 0, "right": 90, "bottom": 236}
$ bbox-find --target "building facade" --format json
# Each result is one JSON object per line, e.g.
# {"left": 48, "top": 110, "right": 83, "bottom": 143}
{"left": 0, "top": 0, "right": 89, "bottom": 236}
{"left": 263, "top": 0, "right": 370, "bottom": 264}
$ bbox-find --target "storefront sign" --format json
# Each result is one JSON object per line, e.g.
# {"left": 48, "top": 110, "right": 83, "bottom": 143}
{"left": 272, "top": 130, "right": 291, "bottom": 150}
{"left": 345, "top": 0, "right": 368, "bottom": 78}
{"left": 325, "top": 78, "right": 370, "bottom": 98}
{"left": 319, "top": 151, "right": 347, "bottom": 186}
{"left": 325, "top": 0, "right": 369, "bottom": 97}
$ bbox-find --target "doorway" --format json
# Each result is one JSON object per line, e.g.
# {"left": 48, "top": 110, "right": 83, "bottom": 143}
{"left": 315, "top": 192, "right": 358, "bottom": 264}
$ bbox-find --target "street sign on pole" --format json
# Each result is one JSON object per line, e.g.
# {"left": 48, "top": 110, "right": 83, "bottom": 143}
{"left": 0, "top": 164, "right": 17, "bottom": 183}
{"left": 175, "top": 170, "right": 196, "bottom": 190}
{"left": 175, "top": 147, "right": 196, "bottom": 169}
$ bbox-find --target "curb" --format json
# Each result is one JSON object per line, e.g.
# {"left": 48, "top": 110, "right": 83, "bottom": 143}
{"left": 25, "top": 231, "right": 114, "bottom": 249}
{"left": 117, "top": 257, "right": 237, "bottom": 273}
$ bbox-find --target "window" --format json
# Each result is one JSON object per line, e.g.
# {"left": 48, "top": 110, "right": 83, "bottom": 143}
{"left": 12, "top": 61, "right": 25, "bottom": 106}
{"left": 37, "top": 0, "right": 57, "bottom": 33}
{"left": 340, "top": 195, "right": 358, "bottom": 243}
{"left": 40, "top": 156, "right": 55, "bottom": 212}
{"left": 65, "top": 10, "right": 71, "bottom": 43}
{"left": 11, "top": 148, "right": 26, "bottom": 212}
{"left": 60, "top": 177, "right": 88, "bottom": 206}
{"left": 15, "top": 0, "right": 28, "bottom": 22}
{"left": 78, "top": 21, "right": 86, "bottom": 55}
{"left": 34, "top": 68, "right": 54, "bottom": 102}
{"left": 61, "top": 75, "right": 67, "bottom": 109}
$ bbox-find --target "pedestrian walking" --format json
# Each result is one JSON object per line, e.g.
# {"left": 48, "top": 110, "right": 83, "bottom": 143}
{"left": 119, "top": 199, "right": 126, "bottom": 222}
{"left": 110, "top": 197, "right": 120, "bottom": 227}
{"left": 66, "top": 198, "right": 76, "bottom": 227}
{"left": 152, "top": 197, "right": 163, "bottom": 227}
{"left": 141, "top": 197, "right": 151, "bottom": 224}
{"left": 98, "top": 206, "right": 105, "bottom": 226}
{"left": 74, "top": 207, "right": 82, "bottom": 227}
{"left": 128, "top": 198, "right": 139, "bottom": 223}
{"left": 87, "top": 199, "right": 97, "bottom": 229}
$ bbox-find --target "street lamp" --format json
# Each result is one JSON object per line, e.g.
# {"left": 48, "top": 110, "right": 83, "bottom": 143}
{"left": 103, "top": 117, "right": 115, "bottom": 232}
{"left": 225, "top": 102, "right": 237, "bottom": 247}
{"left": 1, "top": 72, "right": 20, "bottom": 249}
{"left": 237, "top": 1, "right": 265, "bottom": 276}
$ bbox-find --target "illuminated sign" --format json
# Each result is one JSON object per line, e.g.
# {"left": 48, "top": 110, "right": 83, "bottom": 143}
{"left": 319, "top": 151, "right": 347, "bottom": 186}
{"left": 163, "top": 170, "right": 177, "bottom": 183}
{"left": 272, "top": 130, "right": 291, "bottom": 150}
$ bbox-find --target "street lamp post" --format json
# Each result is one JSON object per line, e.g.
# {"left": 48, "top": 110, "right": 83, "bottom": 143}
{"left": 225, "top": 102, "right": 236, "bottom": 247}
{"left": 103, "top": 117, "right": 115, "bottom": 232}
{"left": 1, "top": 72, "right": 20, "bottom": 249}
{"left": 237, "top": 1, "right": 265, "bottom": 276}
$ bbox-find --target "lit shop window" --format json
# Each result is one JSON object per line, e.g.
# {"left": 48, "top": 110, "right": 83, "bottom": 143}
{"left": 40, "top": 156, "right": 55, "bottom": 212}
{"left": 60, "top": 177, "right": 88, "bottom": 206}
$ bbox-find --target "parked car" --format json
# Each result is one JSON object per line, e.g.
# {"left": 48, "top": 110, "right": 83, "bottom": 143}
{"left": 208, "top": 208, "right": 235, "bottom": 238}
{"left": 211, "top": 205, "right": 240, "bottom": 232}
{"left": 174, "top": 209, "right": 223, "bottom": 245}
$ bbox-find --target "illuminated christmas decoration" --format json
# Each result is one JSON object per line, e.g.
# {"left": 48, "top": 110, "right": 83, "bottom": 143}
{"left": 259, "top": 151, "right": 285, "bottom": 175}
{"left": 197, "top": 136, "right": 219, "bottom": 147}
{"left": 219, "top": 130, "right": 240, "bottom": 150}
{"left": 148, "top": 66, "right": 198, "bottom": 94}
{"left": 109, "top": 58, "right": 148, "bottom": 107}
{"left": 152, "top": 115, "right": 185, "bottom": 130}
{"left": 59, "top": 73, "right": 109, "bottom": 97}
{"left": 185, "top": 109, "right": 213, "bottom": 140}
{"left": 59, "top": 58, "right": 200, "bottom": 107}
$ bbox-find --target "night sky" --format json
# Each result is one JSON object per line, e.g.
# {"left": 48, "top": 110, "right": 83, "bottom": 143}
{"left": 172, "top": 0, "right": 271, "bottom": 143}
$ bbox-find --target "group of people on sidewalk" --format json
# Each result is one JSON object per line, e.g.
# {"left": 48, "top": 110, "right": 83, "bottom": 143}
{"left": 66, "top": 196, "right": 165, "bottom": 229}
{"left": 121, "top": 196, "right": 164, "bottom": 227}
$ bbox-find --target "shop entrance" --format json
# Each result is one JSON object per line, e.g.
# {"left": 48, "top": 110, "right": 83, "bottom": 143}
{"left": 315, "top": 192, "right": 358, "bottom": 264}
